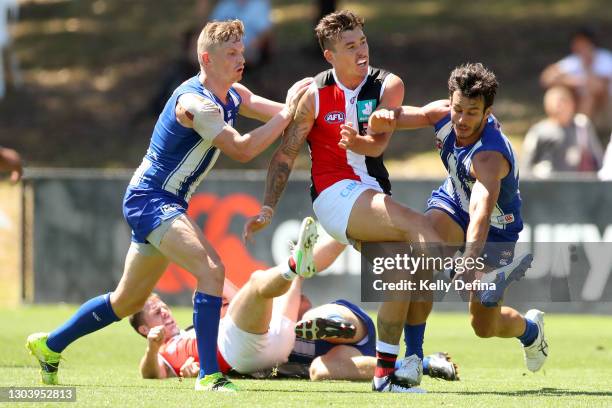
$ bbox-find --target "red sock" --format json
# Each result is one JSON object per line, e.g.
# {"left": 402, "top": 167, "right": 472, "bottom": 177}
{"left": 288, "top": 256, "right": 297, "bottom": 272}
{"left": 374, "top": 351, "right": 397, "bottom": 378}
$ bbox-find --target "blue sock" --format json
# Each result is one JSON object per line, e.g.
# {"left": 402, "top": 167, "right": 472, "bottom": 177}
{"left": 47, "top": 293, "right": 120, "bottom": 353}
{"left": 517, "top": 317, "right": 539, "bottom": 346}
{"left": 193, "top": 292, "right": 222, "bottom": 377}
{"left": 403, "top": 323, "right": 426, "bottom": 360}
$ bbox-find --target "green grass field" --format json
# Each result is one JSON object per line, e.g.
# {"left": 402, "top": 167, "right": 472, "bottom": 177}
{"left": 2, "top": 305, "right": 612, "bottom": 407}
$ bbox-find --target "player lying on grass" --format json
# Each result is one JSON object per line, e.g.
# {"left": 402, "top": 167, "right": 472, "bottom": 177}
{"left": 131, "top": 218, "right": 458, "bottom": 381}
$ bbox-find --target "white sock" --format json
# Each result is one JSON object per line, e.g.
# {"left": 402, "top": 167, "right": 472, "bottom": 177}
{"left": 376, "top": 340, "right": 400, "bottom": 356}
{"left": 280, "top": 265, "right": 297, "bottom": 281}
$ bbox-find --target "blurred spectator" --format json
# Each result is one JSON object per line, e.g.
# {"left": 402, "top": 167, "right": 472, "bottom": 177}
{"left": 0, "top": 146, "right": 22, "bottom": 182}
{"left": 522, "top": 86, "right": 604, "bottom": 178}
{"left": 315, "top": 0, "right": 337, "bottom": 23}
{"left": 149, "top": 27, "right": 200, "bottom": 116}
{"left": 540, "top": 27, "right": 612, "bottom": 133}
{"left": 311, "top": 0, "right": 337, "bottom": 53}
{"left": 0, "top": 0, "right": 21, "bottom": 99}
{"left": 194, "top": 0, "right": 213, "bottom": 22}
{"left": 599, "top": 134, "right": 612, "bottom": 180}
{"left": 210, "top": 0, "right": 272, "bottom": 69}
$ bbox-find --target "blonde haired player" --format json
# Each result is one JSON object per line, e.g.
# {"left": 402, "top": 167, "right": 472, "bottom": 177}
{"left": 26, "top": 19, "right": 311, "bottom": 392}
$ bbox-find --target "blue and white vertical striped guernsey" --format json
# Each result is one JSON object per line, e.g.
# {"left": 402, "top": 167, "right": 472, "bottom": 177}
{"left": 430, "top": 114, "right": 523, "bottom": 238}
{"left": 129, "top": 75, "right": 241, "bottom": 202}
{"left": 123, "top": 74, "right": 241, "bottom": 243}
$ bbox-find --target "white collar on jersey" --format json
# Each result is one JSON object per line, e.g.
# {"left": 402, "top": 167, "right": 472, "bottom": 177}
{"left": 332, "top": 66, "right": 371, "bottom": 95}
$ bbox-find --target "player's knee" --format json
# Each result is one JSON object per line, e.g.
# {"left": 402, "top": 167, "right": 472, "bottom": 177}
{"left": 309, "top": 357, "right": 328, "bottom": 381}
{"left": 111, "top": 292, "right": 148, "bottom": 318}
{"left": 194, "top": 261, "right": 225, "bottom": 285}
{"left": 247, "top": 270, "right": 265, "bottom": 285}
{"left": 471, "top": 319, "right": 496, "bottom": 338}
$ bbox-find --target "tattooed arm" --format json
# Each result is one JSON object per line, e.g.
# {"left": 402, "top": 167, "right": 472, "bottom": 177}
{"left": 242, "top": 88, "right": 316, "bottom": 242}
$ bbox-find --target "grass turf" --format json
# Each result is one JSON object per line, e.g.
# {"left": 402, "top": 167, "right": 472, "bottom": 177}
{"left": 2, "top": 305, "right": 612, "bottom": 407}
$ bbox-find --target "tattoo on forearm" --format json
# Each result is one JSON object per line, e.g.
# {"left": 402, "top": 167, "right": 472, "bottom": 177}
{"left": 264, "top": 160, "right": 290, "bottom": 208}
{"left": 280, "top": 99, "right": 313, "bottom": 156}
{"left": 262, "top": 93, "right": 313, "bottom": 208}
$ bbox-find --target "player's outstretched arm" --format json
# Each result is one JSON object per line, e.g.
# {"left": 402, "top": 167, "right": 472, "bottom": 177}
{"left": 176, "top": 78, "right": 310, "bottom": 163}
{"left": 243, "top": 89, "right": 316, "bottom": 242}
{"left": 368, "top": 99, "right": 450, "bottom": 134}
{"left": 234, "top": 78, "right": 313, "bottom": 122}
{"left": 338, "top": 74, "right": 404, "bottom": 157}
{"left": 463, "top": 151, "right": 509, "bottom": 260}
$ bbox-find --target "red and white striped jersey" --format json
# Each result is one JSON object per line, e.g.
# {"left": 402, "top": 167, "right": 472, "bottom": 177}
{"left": 158, "top": 329, "right": 231, "bottom": 377}
{"left": 308, "top": 67, "right": 393, "bottom": 200}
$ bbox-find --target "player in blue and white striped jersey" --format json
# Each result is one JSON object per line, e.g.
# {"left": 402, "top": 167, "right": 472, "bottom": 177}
{"left": 368, "top": 63, "right": 548, "bottom": 375}
{"left": 26, "top": 19, "right": 311, "bottom": 392}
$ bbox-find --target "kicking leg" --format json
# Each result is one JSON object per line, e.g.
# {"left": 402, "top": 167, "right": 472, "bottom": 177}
{"left": 228, "top": 267, "right": 296, "bottom": 334}
{"left": 228, "top": 216, "right": 319, "bottom": 333}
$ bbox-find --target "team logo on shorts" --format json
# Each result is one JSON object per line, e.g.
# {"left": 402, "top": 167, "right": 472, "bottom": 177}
{"left": 496, "top": 214, "right": 515, "bottom": 224}
{"left": 161, "top": 203, "right": 183, "bottom": 215}
{"left": 325, "top": 111, "right": 345, "bottom": 124}
{"left": 498, "top": 250, "right": 514, "bottom": 266}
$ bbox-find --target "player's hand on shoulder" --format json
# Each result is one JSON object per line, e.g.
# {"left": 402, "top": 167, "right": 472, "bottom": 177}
{"left": 243, "top": 205, "right": 274, "bottom": 244}
{"left": 179, "top": 357, "right": 200, "bottom": 378}
{"left": 147, "top": 325, "right": 165, "bottom": 349}
{"left": 368, "top": 109, "right": 397, "bottom": 134}
{"left": 338, "top": 122, "right": 359, "bottom": 150}
{"left": 284, "top": 77, "right": 314, "bottom": 118}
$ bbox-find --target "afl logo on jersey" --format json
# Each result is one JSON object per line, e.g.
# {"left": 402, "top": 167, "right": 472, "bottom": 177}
{"left": 324, "top": 111, "right": 345, "bottom": 124}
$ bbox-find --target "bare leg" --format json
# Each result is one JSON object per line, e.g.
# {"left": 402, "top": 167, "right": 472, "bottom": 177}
{"left": 227, "top": 265, "right": 295, "bottom": 334}
{"left": 157, "top": 215, "right": 225, "bottom": 296}
{"left": 272, "top": 277, "right": 303, "bottom": 322}
{"left": 425, "top": 209, "right": 527, "bottom": 339}
{"left": 377, "top": 301, "right": 410, "bottom": 345}
{"left": 309, "top": 345, "right": 375, "bottom": 381}
{"left": 347, "top": 191, "right": 445, "bottom": 362}
{"left": 312, "top": 236, "right": 347, "bottom": 272}
{"left": 347, "top": 190, "right": 443, "bottom": 245}
{"left": 110, "top": 245, "right": 169, "bottom": 318}
{"left": 469, "top": 302, "right": 526, "bottom": 338}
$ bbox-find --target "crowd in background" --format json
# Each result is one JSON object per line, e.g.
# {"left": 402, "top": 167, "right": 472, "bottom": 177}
{"left": 1, "top": 1, "right": 611, "bottom": 182}
{"left": 526, "top": 28, "right": 612, "bottom": 180}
